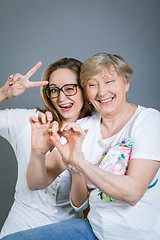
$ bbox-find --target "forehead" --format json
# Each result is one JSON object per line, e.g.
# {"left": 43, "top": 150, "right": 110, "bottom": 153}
{"left": 89, "top": 66, "right": 118, "bottom": 81}
{"left": 49, "top": 68, "right": 78, "bottom": 86}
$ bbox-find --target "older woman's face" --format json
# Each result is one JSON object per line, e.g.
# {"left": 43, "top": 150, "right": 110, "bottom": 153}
{"left": 85, "top": 67, "right": 129, "bottom": 118}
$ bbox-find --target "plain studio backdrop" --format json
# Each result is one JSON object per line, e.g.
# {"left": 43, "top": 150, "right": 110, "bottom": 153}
{"left": 0, "top": 0, "right": 160, "bottom": 230}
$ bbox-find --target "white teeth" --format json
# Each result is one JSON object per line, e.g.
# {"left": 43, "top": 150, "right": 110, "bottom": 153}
{"left": 62, "top": 104, "right": 70, "bottom": 107}
{"left": 99, "top": 97, "right": 113, "bottom": 103}
{"left": 60, "top": 103, "right": 72, "bottom": 108}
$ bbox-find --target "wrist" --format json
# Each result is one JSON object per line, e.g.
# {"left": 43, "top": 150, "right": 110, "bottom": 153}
{"left": 0, "top": 85, "right": 10, "bottom": 103}
{"left": 76, "top": 153, "right": 89, "bottom": 174}
{"left": 70, "top": 167, "right": 82, "bottom": 176}
{"left": 69, "top": 153, "right": 86, "bottom": 175}
{"left": 31, "top": 149, "right": 46, "bottom": 160}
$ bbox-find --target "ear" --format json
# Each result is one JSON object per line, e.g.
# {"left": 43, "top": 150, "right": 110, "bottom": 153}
{"left": 125, "top": 81, "right": 130, "bottom": 92}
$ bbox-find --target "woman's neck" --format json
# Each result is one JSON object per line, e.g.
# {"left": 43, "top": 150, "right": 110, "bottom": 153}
{"left": 100, "top": 103, "right": 137, "bottom": 139}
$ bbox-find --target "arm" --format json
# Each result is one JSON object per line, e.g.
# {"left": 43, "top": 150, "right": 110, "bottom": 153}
{"left": 26, "top": 112, "right": 66, "bottom": 190}
{"left": 52, "top": 122, "right": 160, "bottom": 206}
{"left": 50, "top": 123, "right": 90, "bottom": 207}
{"left": 0, "top": 61, "right": 48, "bottom": 103}
{"left": 70, "top": 168, "right": 89, "bottom": 208}
{"left": 75, "top": 157, "right": 160, "bottom": 206}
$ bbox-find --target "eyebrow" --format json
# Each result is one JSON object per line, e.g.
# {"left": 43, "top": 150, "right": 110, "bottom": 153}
{"left": 89, "top": 74, "right": 114, "bottom": 81}
{"left": 49, "top": 84, "right": 57, "bottom": 87}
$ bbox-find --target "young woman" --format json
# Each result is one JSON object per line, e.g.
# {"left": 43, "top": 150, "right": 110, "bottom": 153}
{"left": 0, "top": 58, "right": 93, "bottom": 238}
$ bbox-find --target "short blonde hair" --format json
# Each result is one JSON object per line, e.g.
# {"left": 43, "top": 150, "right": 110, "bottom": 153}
{"left": 80, "top": 53, "right": 133, "bottom": 88}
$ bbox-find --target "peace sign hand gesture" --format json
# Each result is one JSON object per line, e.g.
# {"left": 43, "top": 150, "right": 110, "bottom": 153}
{"left": 5, "top": 61, "right": 48, "bottom": 99}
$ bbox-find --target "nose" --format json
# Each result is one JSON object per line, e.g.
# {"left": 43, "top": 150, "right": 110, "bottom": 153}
{"left": 97, "top": 83, "right": 108, "bottom": 97}
{"left": 57, "top": 90, "right": 67, "bottom": 101}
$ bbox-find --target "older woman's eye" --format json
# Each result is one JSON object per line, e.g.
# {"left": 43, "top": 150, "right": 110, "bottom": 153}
{"left": 106, "top": 79, "right": 115, "bottom": 84}
{"left": 88, "top": 82, "right": 97, "bottom": 87}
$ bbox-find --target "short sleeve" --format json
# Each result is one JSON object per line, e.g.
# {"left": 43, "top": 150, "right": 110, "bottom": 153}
{"left": 70, "top": 193, "right": 89, "bottom": 212}
{"left": 131, "top": 108, "right": 160, "bottom": 161}
{"left": 0, "top": 108, "right": 37, "bottom": 143}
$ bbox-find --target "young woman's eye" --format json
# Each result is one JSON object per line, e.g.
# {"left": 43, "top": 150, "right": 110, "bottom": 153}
{"left": 66, "top": 87, "right": 74, "bottom": 91}
{"left": 51, "top": 88, "right": 58, "bottom": 93}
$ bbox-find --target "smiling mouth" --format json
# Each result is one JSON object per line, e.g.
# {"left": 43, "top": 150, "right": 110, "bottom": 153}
{"left": 59, "top": 103, "right": 73, "bottom": 109}
{"left": 98, "top": 97, "right": 114, "bottom": 103}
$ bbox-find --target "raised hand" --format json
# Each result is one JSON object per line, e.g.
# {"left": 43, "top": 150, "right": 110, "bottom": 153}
{"left": 6, "top": 61, "right": 48, "bottom": 98}
{"left": 30, "top": 111, "right": 56, "bottom": 155}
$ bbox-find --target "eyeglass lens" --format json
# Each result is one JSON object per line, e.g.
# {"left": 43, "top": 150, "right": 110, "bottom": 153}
{"left": 47, "top": 84, "right": 78, "bottom": 98}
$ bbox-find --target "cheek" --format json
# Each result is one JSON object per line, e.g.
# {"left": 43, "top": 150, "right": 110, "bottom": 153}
{"left": 77, "top": 93, "right": 84, "bottom": 108}
{"left": 86, "top": 88, "right": 94, "bottom": 100}
{"left": 50, "top": 99, "right": 57, "bottom": 108}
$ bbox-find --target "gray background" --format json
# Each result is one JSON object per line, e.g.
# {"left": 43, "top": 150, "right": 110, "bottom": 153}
{"left": 0, "top": 0, "right": 160, "bottom": 230}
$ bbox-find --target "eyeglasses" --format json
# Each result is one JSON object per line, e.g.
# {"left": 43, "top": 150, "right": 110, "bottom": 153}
{"left": 46, "top": 84, "right": 79, "bottom": 99}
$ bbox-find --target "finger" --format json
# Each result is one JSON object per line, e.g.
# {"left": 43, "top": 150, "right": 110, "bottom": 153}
{"left": 50, "top": 134, "right": 63, "bottom": 153}
{"left": 27, "top": 80, "right": 48, "bottom": 88}
{"left": 8, "top": 74, "right": 14, "bottom": 81}
{"left": 50, "top": 121, "right": 59, "bottom": 133}
{"left": 8, "top": 78, "right": 13, "bottom": 86}
{"left": 8, "top": 74, "right": 15, "bottom": 86}
{"left": 50, "top": 130, "right": 61, "bottom": 141}
{"left": 8, "top": 73, "right": 23, "bottom": 85}
{"left": 25, "top": 61, "right": 42, "bottom": 79}
{"left": 62, "top": 123, "right": 83, "bottom": 133}
{"left": 45, "top": 111, "right": 53, "bottom": 122}
{"left": 29, "top": 115, "right": 38, "bottom": 124}
{"left": 8, "top": 77, "right": 16, "bottom": 87}
{"left": 60, "top": 122, "right": 78, "bottom": 132}
{"left": 61, "top": 131, "right": 72, "bottom": 139}
{"left": 38, "top": 112, "right": 47, "bottom": 124}
{"left": 60, "top": 123, "right": 68, "bottom": 132}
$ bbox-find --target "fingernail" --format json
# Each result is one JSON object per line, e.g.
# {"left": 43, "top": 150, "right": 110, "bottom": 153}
{"left": 42, "top": 117, "right": 46, "bottom": 123}
{"left": 48, "top": 116, "right": 52, "bottom": 121}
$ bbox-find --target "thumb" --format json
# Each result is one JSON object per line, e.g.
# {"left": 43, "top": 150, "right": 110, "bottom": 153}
{"left": 50, "top": 134, "right": 62, "bottom": 153}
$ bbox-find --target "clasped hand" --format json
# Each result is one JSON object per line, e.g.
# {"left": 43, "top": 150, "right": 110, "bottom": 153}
{"left": 30, "top": 111, "right": 88, "bottom": 170}
{"left": 50, "top": 122, "right": 88, "bottom": 170}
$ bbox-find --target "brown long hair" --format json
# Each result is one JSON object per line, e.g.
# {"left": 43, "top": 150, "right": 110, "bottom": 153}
{"left": 39, "top": 58, "right": 94, "bottom": 125}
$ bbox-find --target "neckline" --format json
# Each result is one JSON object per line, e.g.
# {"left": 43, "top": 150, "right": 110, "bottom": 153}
{"left": 96, "top": 105, "right": 141, "bottom": 142}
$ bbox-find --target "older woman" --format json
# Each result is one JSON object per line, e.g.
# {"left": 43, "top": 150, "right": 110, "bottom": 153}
{"left": 0, "top": 58, "right": 93, "bottom": 238}
{"left": 2, "top": 53, "right": 160, "bottom": 240}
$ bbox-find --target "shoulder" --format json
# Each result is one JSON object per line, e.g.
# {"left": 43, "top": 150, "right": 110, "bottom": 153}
{"left": 0, "top": 108, "right": 37, "bottom": 115}
{"left": 76, "top": 111, "right": 99, "bottom": 129}
{"left": 131, "top": 105, "right": 160, "bottom": 139}
{"left": 137, "top": 105, "right": 160, "bottom": 117}
{"left": 0, "top": 108, "right": 38, "bottom": 124}
{"left": 133, "top": 106, "right": 160, "bottom": 126}
{"left": 130, "top": 106, "right": 160, "bottom": 160}
{"left": 0, "top": 109, "right": 37, "bottom": 140}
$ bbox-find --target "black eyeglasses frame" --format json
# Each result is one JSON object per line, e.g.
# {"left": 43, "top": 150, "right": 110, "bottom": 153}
{"left": 45, "top": 84, "right": 79, "bottom": 99}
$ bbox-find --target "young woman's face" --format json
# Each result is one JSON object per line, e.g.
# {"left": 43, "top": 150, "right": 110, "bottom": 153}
{"left": 49, "top": 68, "right": 84, "bottom": 123}
{"left": 86, "top": 67, "right": 129, "bottom": 119}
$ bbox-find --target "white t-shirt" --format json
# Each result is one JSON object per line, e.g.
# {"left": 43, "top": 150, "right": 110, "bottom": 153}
{"left": 0, "top": 109, "right": 83, "bottom": 238}
{"left": 76, "top": 105, "right": 160, "bottom": 240}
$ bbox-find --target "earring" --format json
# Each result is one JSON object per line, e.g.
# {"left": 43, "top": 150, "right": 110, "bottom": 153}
{"left": 126, "top": 91, "right": 128, "bottom": 97}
